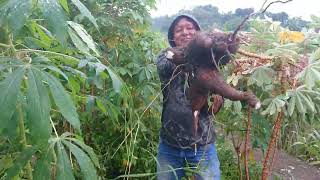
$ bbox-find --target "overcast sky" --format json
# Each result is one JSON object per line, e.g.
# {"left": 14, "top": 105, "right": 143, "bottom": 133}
{"left": 150, "top": 0, "right": 320, "bottom": 20}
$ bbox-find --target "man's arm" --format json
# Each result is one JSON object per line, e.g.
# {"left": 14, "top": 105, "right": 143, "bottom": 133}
{"left": 156, "top": 50, "right": 177, "bottom": 83}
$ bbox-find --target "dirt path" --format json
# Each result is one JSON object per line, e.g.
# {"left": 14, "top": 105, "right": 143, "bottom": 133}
{"left": 254, "top": 149, "right": 320, "bottom": 180}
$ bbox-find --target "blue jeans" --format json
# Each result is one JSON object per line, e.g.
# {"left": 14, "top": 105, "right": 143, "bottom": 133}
{"left": 157, "top": 141, "right": 220, "bottom": 180}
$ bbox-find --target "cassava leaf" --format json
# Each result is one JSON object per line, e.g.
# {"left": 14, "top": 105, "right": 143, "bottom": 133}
{"left": 59, "top": 0, "right": 69, "bottom": 14}
{"left": 5, "top": 146, "right": 37, "bottom": 180}
{"left": 70, "top": 0, "right": 98, "bottom": 29}
{"left": 248, "top": 65, "right": 275, "bottom": 87}
{"left": 0, "top": 67, "right": 25, "bottom": 125}
{"left": 297, "top": 62, "right": 320, "bottom": 89}
{"left": 104, "top": 65, "right": 123, "bottom": 93}
{"left": 287, "top": 95, "right": 295, "bottom": 116}
{"left": 26, "top": 67, "right": 51, "bottom": 147}
{"left": 261, "top": 96, "right": 286, "bottom": 116}
{"left": 56, "top": 142, "right": 75, "bottom": 180}
{"left": 33, "top": 150, "right": 52, "bottom": 180}
{"left": 36, "top": 64, "right": 68, "bottom": 80}
{"left": 62, "top": 140, "right": 98, "bottom": 180}
{"left": 39, "top": 0, "right": 68, "bottom": 44}
{"left": 66, "top": 138, "right": 100, "bottom": 168}
{"left": 0, "top": 0, "right": 32, "bottom": 34}
{"left": 68, "top": 21, "right": 99, "bottom": 56}
{"left": 68, "top": 27, "right": 90, "bottom": 55}
{"left": 42, "top": 72, "right": 81, "bottom": 132}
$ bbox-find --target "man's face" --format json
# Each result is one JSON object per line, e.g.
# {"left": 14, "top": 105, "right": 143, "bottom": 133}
{"left": 173, "top": 18, "right": 197, "bottom": 47}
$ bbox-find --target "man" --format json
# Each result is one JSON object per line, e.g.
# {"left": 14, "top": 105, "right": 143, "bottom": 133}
{"left": 156, "top": 14, "right": 225, "bottom": 180}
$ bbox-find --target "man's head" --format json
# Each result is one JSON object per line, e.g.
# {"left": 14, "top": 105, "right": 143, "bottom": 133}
{"left": 168, "top": 15, "right": 201, "bottom": 47}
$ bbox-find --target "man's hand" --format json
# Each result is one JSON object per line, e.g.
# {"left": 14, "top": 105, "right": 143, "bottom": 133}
{"left": 165, "top": 47, "right": 186, "bottom": 65}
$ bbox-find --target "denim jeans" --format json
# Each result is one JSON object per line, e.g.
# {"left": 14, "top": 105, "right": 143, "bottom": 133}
{"left": 157, "top": 141, "right": 220, "bottom": 180}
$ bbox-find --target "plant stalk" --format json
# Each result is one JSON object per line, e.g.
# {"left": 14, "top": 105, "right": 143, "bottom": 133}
{"left": 18, "top": 104, "right": 33, "bottom": 180}
{"left": 261, "top": 111, "right": 283, "bottom": 180}
{"left": 244, "top": 107, "right": 252, "bottom": 180}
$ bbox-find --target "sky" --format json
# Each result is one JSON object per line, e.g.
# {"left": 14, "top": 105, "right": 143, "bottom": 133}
{"left": 150, "top": 0, "right": 320, "bottom": 20}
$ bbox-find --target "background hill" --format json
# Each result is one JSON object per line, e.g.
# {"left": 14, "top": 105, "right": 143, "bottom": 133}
{"left": 152, "top": 5, "right": 309, "bottom": 33}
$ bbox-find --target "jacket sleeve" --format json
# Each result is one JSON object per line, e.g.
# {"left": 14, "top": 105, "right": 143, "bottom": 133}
{"left": 156, "top": 50, "right": 176, "bottom": 84}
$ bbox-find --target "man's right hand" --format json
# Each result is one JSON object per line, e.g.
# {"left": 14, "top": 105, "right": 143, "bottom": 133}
{"left": 165, "top": 47, "right": 186, "bottom": 65}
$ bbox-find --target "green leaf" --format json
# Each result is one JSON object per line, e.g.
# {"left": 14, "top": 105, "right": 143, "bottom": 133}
{"left": 26, "top": 67, "right": 51, "bottom": 147}
{"left": 105, "top": 65, "right": 123, "bottom": 93}
{"left": 70, "top": 0, "right": 98, "bottom": 30}
{"left": 68, "top": 21, "right": 99, "bottom": 56}
{"left": 33, "top": 150, "right": 52, "bottom": 180}
{"left": 298, "top": 92, "right": 315, "bottom": 112}
{"left": 62, "top": 141, "right": 98, "bottom": 180}
{"left": 247, "top": 65, "right": 275, "bottom": 87}
{"left": 5, "top": 146, "right": 37, "bottom": 180}
{"left": 68, "top": 27, "right": 90, "bottom": 55}
{"left": 295, "top": 91, "right": 306, "bottom": 114}
{"left": 261, "top": 96, "right": 286, "bottom": 116}
{"left": 96, "top": 98, "right": 107, "bottom": 114}
{"left": 66, "top": 138, "right": 100, "bottom": 168}
{"left": 36, "top": 64, "right": 68, "bottom": 80}
{"left": 297, "top": 62, "right": 320, "bottom": 89}
{"left": 43, "top": 72, "right": 81, "bottom": 132}
{"left": 59, "top": 0, "right": 69, "bottom": 14}
{"left": 287, "top": 95, "right": 295, "bottom": 116}
{"left": 56, "top": 142, "right": 75, "bottom": 180}
{"left": 39, "top": 0, "right": 68, "bottom": 44}
{"left": 0, "top": 108, "right": 19, "bottom": 137}
{"left": 0, "top": 67, "right": 25, "bottom": 125}
{"left": 311, "top": 47, "right": 320, "bottom": 61}
{"left": 0, "top": 0, "right": 32, "bottom": 34}
{"left": 0, "top": 155, "right": 13, "bottom": 175}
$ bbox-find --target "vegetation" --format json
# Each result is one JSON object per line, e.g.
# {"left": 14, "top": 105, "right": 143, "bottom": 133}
{"left": 0, "top": 0, "right": 320, "bottom": 180}
{"left": 152, "top": 5, "right": 309, "bottom": 33}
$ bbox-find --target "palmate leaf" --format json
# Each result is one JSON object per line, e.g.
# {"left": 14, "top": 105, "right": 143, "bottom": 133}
{"left": 36, "top": 64, "right": 69, "bottom": 80}
{"left": 247, "top": 65, "right": 275, "bottom": 87}
{"left": 310, "top": 47, "right": 320, "bottom": 61}
{"left": 62, "top": 141, "right": 98, "bottom": 180}
{"left": 296, "top": 61, "right": 320, "bottom": 89}
{"left": 0, "top": 0, "right": 32, "bottom": 34}
{"left": 261, "top": 95, "right": 287, "bottom": 116}
{"left": 70, "top": 0, "right": 98, "bottom": 30}
{"left": 65, "top": 138, "right": 100, "bottom": 168}
{"left": 0, "top": 67, "right": 25, "bottom": 126}
{"left": 48, "top": 133, "right": 99, "bottom": 179}
{"left": 59, "top": 0, "right": 69, "bottom": 14}
{"left": 56, "top": 142, "right": 75, "bottom": 180}
{"left": 38, "top": 0, "right": 68, "bottom": 44}
{"left": 33, "top": 150, "right": 52, "bottom": 180}
{"left": 68, "top": 27, "right": 90, "bottom": 55}
{"left": 42, "top": 72, "right": 81, "bottom": 132}
{"left": 104, "top": 65, "right": 123, "bottom": 93}
{"left": 26, "top": 67, "right": 51, "bottom": 147}
{"left": 5, "top": 146, "right": 37, "bottom": 180}
{"left": 68, "top": 21, "right": 99, "bottom": 56}
{"left": 287, "top": 87, "right": 316, "bottom": 115}
{"left": 91, "top": 62, "right": 123, "bottom": 93}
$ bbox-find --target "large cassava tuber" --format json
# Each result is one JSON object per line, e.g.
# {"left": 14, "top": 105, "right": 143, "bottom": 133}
{"left": 166, "top": 31, "right": 261, "bottom": 136}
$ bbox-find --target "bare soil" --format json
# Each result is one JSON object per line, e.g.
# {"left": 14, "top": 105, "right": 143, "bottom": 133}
{"left": 254, "top": 149, "right": 320, "bottom": 180}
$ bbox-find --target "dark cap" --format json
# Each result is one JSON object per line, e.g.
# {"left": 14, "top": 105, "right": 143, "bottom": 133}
{"left": 168, "top": 14, "right": 201, "bottom": 47}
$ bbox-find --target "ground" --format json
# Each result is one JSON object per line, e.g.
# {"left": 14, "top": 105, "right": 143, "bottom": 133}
{"left": 254, "top": 149, "right": 320, "bottom": 180}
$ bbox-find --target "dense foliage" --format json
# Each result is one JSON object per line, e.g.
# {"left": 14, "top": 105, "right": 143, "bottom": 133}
{"left": 0, "top": 0, "right": 320, "bottom": 180}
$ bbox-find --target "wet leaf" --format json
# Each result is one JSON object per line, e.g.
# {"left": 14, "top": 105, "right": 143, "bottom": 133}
{"left": 39, "top": 0, "right": 68, "bottom": 44}
{"left": 0, "top": 67, "right": 25, "bottom": 126}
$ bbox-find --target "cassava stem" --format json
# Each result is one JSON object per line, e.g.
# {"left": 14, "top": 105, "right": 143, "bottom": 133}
{"left": 244, "top": 107, "right": 252, "bottom": 180}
